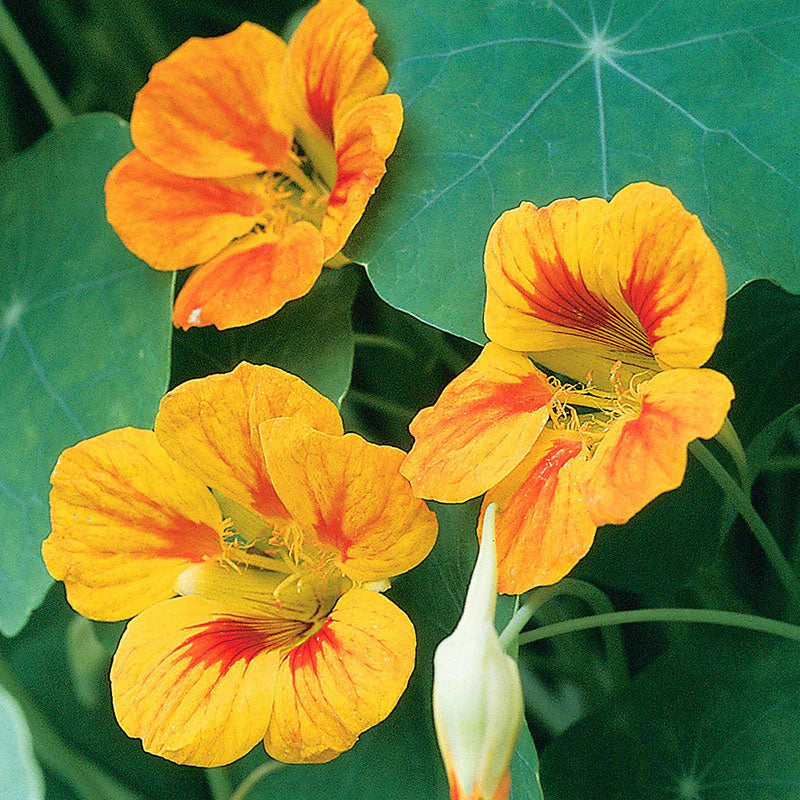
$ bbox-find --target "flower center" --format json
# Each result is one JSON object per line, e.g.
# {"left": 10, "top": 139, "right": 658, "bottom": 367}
{"left": 174, "top": 495, "right": 352, "bottom": 638}
{"left": 252, "top": 148, "right": 331, "bottom": 238}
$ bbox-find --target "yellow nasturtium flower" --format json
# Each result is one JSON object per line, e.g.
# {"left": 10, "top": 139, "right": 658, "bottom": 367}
{"left": 433, "top": 505, "right": 523, "bottom": 800}
{"left": 105, "top": 0, "right": 402, "bottom": 330}
{"left": 42, "top": 363, "right": 437, "bottom": 766}
{"left": 402, "top": 183, "right": 735, "bottom": 595}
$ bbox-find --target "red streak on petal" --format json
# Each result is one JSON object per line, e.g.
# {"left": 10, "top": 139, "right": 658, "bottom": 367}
{"left": 501, "top": 237, "right": 652, "bottom": 357}
{"left": 287, "top": 619, "right": 334, "bottom": 676}
{"left": 312, "top": 487, "right": 355, "bottom": 562}
{"left": 157, "top": 516, "right": 221, "bottom": 562}
{"left": 175, "top": 615, "right": 311, "bottom": 678}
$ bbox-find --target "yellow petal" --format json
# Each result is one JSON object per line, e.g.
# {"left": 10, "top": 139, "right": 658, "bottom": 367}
{"left": 401, "top": 343, "right": 554, "bottom": 503}
{"left": 582, "top": 368, "right": 735, "bottom": 526}
{"left": 105, "top": 150, "right": 264, "bottom": 270}
{"left": 43, "top": 428, "right": 223, "bottom": 621}
{"left": 263, "top": 588, "right": 415, "bottom": 763}
{"left": 154, "top": 362, "right": 343, "bottom": 523}
{"left": 261, "top": 419, "right": 437, "bottom": 582}
{"left": 321, "top": 93, "right": 403, "bottom": 260}
{"left": 171, "top": 223, "right": 325, "bottom": 330}
{"left": 110, "top": 595, "right": 282, "bottom": 766}
{"left": 131, "top": 22, "right": 292, "bottom": 178}
{"left": 481, "top": 430, "right": 595, "bottom": 594}
{"left": 484, "top": 183, "right": 726, "bottom": 384}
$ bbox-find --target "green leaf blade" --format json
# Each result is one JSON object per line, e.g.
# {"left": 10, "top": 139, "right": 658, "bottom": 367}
{"left": 354, "top": 0, "right": 800, "bottom": 342}
{"left": 0, "top": 113, "right": 173, "bottom": 635}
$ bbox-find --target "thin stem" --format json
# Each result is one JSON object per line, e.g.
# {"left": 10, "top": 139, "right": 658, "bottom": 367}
{"left": 690, "top": 439, "right": 800, "bottom": 605}
{"left": 0, "top": 657, "right": 147, "bottom": 800}
{"left": 0, "top": 1, "right": 71, "bottom": 127}
{"left": 229, "top": 760, "right": 286, "bottom": 800}
{"left": 352, "top": 333, "right": 416, "bottom": 360}
{"left": 714, "top": 416, "right": 749, "bottom": 486}
{"left": 205, "top": 768, "right": 233, "bottom": 800}
{"left": 548, "top": 579, "right": 629, "bottom": 685}
{"left": 519, "top": 607, "right": 800, "bottom": 646}
{"left": 498, "top": 586, "right": 560, "bottom": 650}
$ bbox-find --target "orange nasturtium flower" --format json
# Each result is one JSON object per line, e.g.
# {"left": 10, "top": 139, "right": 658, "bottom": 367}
{"left": 42, "top": 363, "right": 437, "bottom": 766}
{"left": 401, "top": 182, "right": 735, "bottom": 595}
{"left": 106, "top": 0, "right": 402, "bottom": 330}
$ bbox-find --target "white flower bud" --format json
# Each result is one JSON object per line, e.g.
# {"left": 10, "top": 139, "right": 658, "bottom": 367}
{"left": 432, "top": 504, "right": 524, "bottom": 799}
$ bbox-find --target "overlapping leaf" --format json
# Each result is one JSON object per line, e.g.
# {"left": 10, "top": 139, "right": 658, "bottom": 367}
{"left": 0, "top": 114, "right": 173, "bottom": 635}
{"left": 353, "top": 0, "right": 800, "bottom": 342}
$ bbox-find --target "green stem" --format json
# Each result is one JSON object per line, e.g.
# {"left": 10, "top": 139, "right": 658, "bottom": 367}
{"left": 0, "top": 657, "right": 147, "bottom": 800}
{"left": 518, "top": 607, "right": 800, "bottom": 646}
{"left": 0, "top": 1, "right": 71, "bottom": 127}
{"left": 714, "top": 416, "right": 749, "bottom": 486}
{"left": 205, "top": 768, "right": 233, "bottom": 800}
{"left": 229, "top": 760, "right": 286, "bottom": 800}
{"left": 498, "top": 586, "right": 560, "bottom": 650}
{"left": 352, "top": 333, "right": 416, "bottom": 360}
{"left": 761, "top": 455, "right": 800, "bottom": 473}
{"left": 690, "top": 439, "right": 800, "bottom": 606}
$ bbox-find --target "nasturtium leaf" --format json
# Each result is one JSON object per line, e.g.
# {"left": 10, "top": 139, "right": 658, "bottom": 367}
{"left": 170, "top": 264, "right": 360, "bottom": 405}
{"left": 229, "top": 500, "right": 543, "bottom": 800}
{"left": 539, "top": 629, "right": 800, "bottom": 800}
{"left": 0, "top": 113, "right": 173, "bottom": 636}
{"left": 0, "top": 685, "right": 44, "bottom": 800}
{"left": 352, "top": 0, "right": 800, "bottom": 342}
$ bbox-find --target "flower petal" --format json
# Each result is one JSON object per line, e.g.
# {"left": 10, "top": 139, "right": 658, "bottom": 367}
{"left": 282, "top": 0, "right": 389, "bottom": 177}
{"left": 261, "top": 419, "right": 436, "bottom": 582}
{"left": 401, "top": 343, "right": 554, "bottom": 504}
{"left": 171, "top": 222, "right": 325, "bottom": 330}
{"left": 264, "top": 588, "right": 415, "bottom": 763}
{"left": 321, "top": 93, "right": 403, "bottom": 260}
{"left": 481, "top": 430, "right": 595, "bottom": 594}
{"left": 154, "top": 362, "right": 343, "bottom": 524}
{"left": 43, "top": 428, "right": 223, "bottom": 621}
{"left": 110, "top": 595, "right": 282, "bottom": 766}
{"left": 131, "top": 22, "right": 292, "bottom": 178}
{"left": 484, "top": 183, "right": 726, "bottom": 383}
{"left": 582, "top": 368, "right": 735, "bottom": 526}
{"left": 606, "top": 182, "right": 727, "bottom": 369}
{"left": 105, "top": 150, "right": 264, "bottom": 270}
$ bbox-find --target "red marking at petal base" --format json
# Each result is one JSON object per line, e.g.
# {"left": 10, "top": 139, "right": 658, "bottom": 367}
{"left": 175, "top": 615, "right": 311, "bottom": 678}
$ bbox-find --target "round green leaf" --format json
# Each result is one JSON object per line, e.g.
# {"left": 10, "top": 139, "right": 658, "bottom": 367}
{"left": 0, "top": 686, "right": 44, "bottom": 800}
{"left": 352, "top": 0, "right": 800, "bottom": 342}
{"left": 0, "top": 114, "right": 173, "bottom": 636}
{"left": 540, "top": 630, "right": 800, "bottom": 799}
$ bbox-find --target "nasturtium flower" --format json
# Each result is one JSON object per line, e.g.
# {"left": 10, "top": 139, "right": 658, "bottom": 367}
{"left": 433, "top": 505, "right": 523, "bottom": 800}
{"left": 402, "top": 182, "right": 735, "bottom": 595}
{"left": 42, "top": 363, "right": 436, "bottom": 766}
{"left": 105, "top": 0, "right": 402, "bottom": 330}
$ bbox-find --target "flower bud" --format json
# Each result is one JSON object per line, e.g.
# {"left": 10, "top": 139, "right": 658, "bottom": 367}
{"left": 432, "top": 504, "right": 524, "bottom": 800}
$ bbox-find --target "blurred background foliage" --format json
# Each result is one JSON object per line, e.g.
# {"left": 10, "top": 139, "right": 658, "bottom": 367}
{"left": 2, "top": 1, "right": 800, "bottom": 799}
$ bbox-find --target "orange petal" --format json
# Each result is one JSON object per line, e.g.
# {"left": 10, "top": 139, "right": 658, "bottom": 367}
{"left": 172, "top": 222, "right": 325, "bottom": 330}
{"left": 582, "top": 368, "right": 735, "bottom": 526}
{"left": 282, "top": 0, "right": 390, "bottom": 181}
{"left": 484, "top": 183, "right": 726, "bottom": 383}
{"left": 261, "top": 420, "right": 437, "bottom": 583}
{"left": 321, "top": 93, "right": 403, "bottom": 260}
{"left": 154, "top": 362, "right": 343, "bottom": 524}
{"left": 131, "top": 22, "right": 292, "bottom": 178}
{"left": 43, "top": 428, "right": 223, "bottom": 621}
{"left": 110, "top": 595, "right": 282, "bottom": 766}
{"left": 105, "top": 150, "right": 264, "bottom": 270}
{"left": 401, "top": 343, "right": 555, "bottom": 504}
{"left": 263, "top": 588, "right": 415, "bottom": 763}
{"left": 606, "top": 182, "right": 727, "bottom": 370}
{"left": 480, "top": 430, "right": 595, "bottom": 594}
